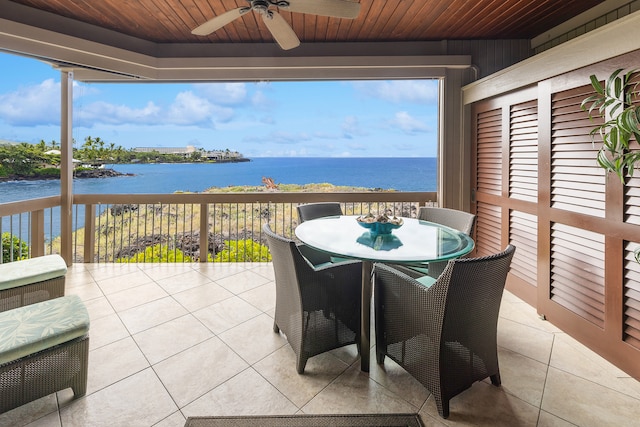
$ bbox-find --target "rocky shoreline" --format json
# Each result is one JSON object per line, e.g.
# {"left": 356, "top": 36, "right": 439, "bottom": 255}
{"left": 0, "top": 168, "right": 132, "bottom": 182}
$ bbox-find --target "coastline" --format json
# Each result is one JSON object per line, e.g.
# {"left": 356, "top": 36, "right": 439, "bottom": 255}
{"left": 0, "top": 168, "right": 132, "bottom": 182}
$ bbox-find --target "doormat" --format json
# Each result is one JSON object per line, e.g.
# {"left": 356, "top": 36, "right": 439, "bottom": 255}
{"left": 184, "top": 413, "right": 424, "bottom": 427}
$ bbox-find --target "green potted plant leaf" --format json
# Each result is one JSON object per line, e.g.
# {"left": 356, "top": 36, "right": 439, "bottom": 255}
{"left": 581, "top": 68, "right": 640, "bottom": 183}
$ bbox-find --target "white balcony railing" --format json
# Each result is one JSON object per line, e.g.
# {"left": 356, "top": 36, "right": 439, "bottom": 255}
{"left": 1, "top": 192, "right": 436, "bottom": 264}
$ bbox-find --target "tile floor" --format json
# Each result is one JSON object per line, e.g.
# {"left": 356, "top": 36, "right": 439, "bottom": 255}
{"left": 2, "top": 262, "right": 640, "bottom": 427}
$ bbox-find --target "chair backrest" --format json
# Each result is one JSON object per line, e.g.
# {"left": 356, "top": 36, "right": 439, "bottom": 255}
{"left": 418, "top": 207, "right": 476, "bottom": 235}
{"left": 438, "top": 244, "right": 515, "bottom": 349}
{"left": 262, "top": 224, "right": 305, "bottom": 352}
{"left": 297, "top": 202, "right": 343, "bottom": 223}
{"left": 262, "top": 223, "right": 302, "bottom": 298}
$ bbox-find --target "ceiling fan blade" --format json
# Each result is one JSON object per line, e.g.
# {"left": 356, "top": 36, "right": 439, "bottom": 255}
{"left": 191, "top": 8, "right": 249, "bottom": 36}
{"left": 283, "top": 0, "right": 361, "bottom": 19}
{"left": 262, "top": 12, "right": 300, "bottom": 50}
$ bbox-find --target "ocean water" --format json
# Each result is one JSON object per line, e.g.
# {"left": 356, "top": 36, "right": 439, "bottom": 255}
{"left": 0, "top": 157, "right": 436, "bottom": 240}
{"left": 0, "top": 157, "right": 436, "bottom": 203}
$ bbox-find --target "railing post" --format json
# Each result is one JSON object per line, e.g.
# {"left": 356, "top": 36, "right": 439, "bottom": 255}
{"left": 199, "top": 203, "right": 209, "bottom": 262}
{"left": 30, "top": 209, "right": 45, "bottom": 257}
{"left": 59, "top": 70, "right": 74, "bottom": 266}
{"left": 84, "top": 205, "right": 96, "bottom": 263}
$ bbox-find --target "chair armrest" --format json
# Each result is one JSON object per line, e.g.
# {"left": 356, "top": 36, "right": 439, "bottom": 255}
{"left": 374, "top": 264, "right": 448, "bottom": 340}
{"left": 297, "top": 243, "right": 332, "bottom": 266}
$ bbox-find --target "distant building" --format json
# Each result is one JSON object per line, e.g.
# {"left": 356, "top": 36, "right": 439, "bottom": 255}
{"left": 133, "top": 145, "right": 196, "bottom": 155}
{"left": 133, "top": 146, "right": 245, "bottom": 161}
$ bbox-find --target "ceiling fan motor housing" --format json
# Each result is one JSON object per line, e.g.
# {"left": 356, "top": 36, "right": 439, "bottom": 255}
{"left": 251, "top": 0, "right": 291, "bottom": 13}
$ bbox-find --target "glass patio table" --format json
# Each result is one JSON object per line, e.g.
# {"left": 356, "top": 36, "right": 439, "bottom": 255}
{"left": 295, "top": 215, "right": 475, "bottom": 372}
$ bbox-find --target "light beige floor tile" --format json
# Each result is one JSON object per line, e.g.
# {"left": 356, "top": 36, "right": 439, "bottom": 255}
{"left": 495, "top": 347, "right": 547, "bottom": 407}
{"left": 537, "top": 410, "right": 579, "bottom": 427}
{"left": 541, "top": 367, "right": 640, "bottom": 427}
{"left": 420, "top": 381, "right": 540, "bottom": 426}
{"left": 65, "top": 282, "right": 104, "bottom": 301}
{"left": 550, "top": 333, "right": 640, "bottom": 399}
{"left": 254, "top": 345, "right": 350, "bottom": 407}
{"left": 85, "top": 263, "right": 142, "bottom": 281}
{"left": 172, "top": 282, "right": 234, "bottom": 312}
{"left": 218, "top": 313, "right": 288, "bottom": 364}
{"left": 117, "top": 296, "right": 188, "bottom": 334}
{"left": 88, "top": 312, "right": 130, "bottom": 350}
{"left": 137, "top": 263, "right": 197, "bottom": 281}
{"left": 155, "top": 270, "right": 213, "bottom": 294}
{"left": 82, "top": 296, "right": 115, "bottom": 321}
{"left": 249, "top": 263, "right": 276, "bottom": 281}
{"left": 412, "top": 414, "right": 449, "bottom": 427}
{"left": 106, "top": 282, "right": 168, "bottom": 312}
{"left": 153, "top": 411, "right": 187, "bottom": 427}
{"left": 87, "top": 336, "right": 149, "bottom": 394}
{"left": 0, "top": 394, "right": 58, "bottom": 427}
{"left": 64, "top": 270, "right": 97, "bottom": 288}
{"left": 96, "top": 270, "right": 154, "bottom": 295}
{"left": 497, "top": 317, "right": 554, "bottom": 364}
{"left": 181, "top": 368, "right": 298, "bottom": 417}
{"left": 369, "top": 356, "right": 430, "bottom": 409}
{"left": 214, "top": 270, "right": 272, "bottom": 294}
{"left": 60, "top": 368, "right": 177, "bottom": 427}
{"left": 193, "top": 263, "right": 248, "bottom": 281}
{"left": 499, "top": 298, "right": 562, "bottom": 334}
{"left": 133, "top": 314, "right": 214, "bottom": 364}
{"left": 193, "top": 295, "right": 262, "bottom": 335}
{"left": 153, "top": 337, "right": 249, "bottom": 408}
{"left": 16, "top": 263, "right": 640, "bottom": 426}
{"left": 23, "top": 410, "right": 62, "bottom": 427}
{"left": 237, "top": 281, "right": 276, "bottom": 312}
{"left": 328, "top": 344, "right": 360, "bottom": 367}
{"left": 301, "top": 364, "right": 417, "bottom": 414}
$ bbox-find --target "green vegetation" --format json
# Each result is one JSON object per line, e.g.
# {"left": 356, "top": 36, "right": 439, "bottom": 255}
{"left": 213, "top": 239, "right": 272, "bottom": 262}
{"left": 0, "top": 136, "right": 245, "bottom": 180}
{"left": 1, "top": 232, "right": 29, "bottom": 263}
{"left": 582, "top": 68, "right": 640, "bottom": 182}
{"left": 116, "top": 244, "right": 192, "bottom": 263}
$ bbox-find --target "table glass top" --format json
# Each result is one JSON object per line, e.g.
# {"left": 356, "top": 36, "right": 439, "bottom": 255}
{"left": 295, "top": 215, "right": 475, "bottom": 264}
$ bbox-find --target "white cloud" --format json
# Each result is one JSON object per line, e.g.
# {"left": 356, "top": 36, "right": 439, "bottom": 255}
{"left": 0, "top": 79, "right": 60, "bottom": 125}
{"left": 269, "top": 131, "right": 312, "bottom": 144}
{"left": 76, "top": 101, "right": 161, "bottom": 126}
{"left": 341, "top": 115, "right": 369, "bottom": 138}
{"left": 390, "top": 111, "right": 430, "bottom": 134}
{"left": 74, "top": 90, "right": 236, "bottom": 128}
{"left": 353, "top": 80, "right": 438, "bottom": 104}
{"left": 196, "top": 83, "right": 247, "bottom": 105}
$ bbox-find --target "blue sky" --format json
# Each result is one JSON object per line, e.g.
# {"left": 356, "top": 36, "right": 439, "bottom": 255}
{"left": 0, "top": 52, "right": 438, "bottom": 157}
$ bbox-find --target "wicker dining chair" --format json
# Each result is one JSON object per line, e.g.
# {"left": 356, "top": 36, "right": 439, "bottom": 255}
{"left": 263, "top": 224, "right": 362, "bottom": 374}
{"left": 296, "top": 202, "right": 343, "bottom": 223}
{"left": 418, "top": 207, "right": 476, "bottom": 236}
{"left": 374, "top": 245, "right": 516, "bottom": 419}
{"left": 394, "top": 207, "right": 477, "bottom": 280}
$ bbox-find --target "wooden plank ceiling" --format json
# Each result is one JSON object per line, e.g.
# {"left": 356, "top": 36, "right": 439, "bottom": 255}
{"left": 7, "top": 0, "right": 604, "bottom": 45}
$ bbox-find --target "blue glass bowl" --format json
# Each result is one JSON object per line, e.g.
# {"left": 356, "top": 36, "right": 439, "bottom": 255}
{"left": 356, "top": 218, "right": 403, "bottom": 235}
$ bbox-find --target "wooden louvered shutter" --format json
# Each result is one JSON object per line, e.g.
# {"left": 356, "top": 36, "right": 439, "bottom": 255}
{"left": 510, "top": 100, "right": 538, "bottom": 202}
{"left": 477, "top": 109, "right": 502, "bottom": 196}
{"left": 550, "top": 85, "right": 605, "bottom": 217}
{"left": 550, "top": 223, "right": 605, "bottom": 327}
{"left": 624, "top": 241, "right": 640, "bottom": 349}
{"left": 509, "top": 211, "right": 537, "bottom": 285}
{"left": 475, "top": 108, "right": 503, "bottom": 257}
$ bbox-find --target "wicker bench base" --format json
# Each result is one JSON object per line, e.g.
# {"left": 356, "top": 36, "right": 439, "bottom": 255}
{"left": 0, "top": 334, "right": 89, "bottom": 413}
{"left": 0, "top": 276, "right": 65, "bottom": 313}
{"left": 0, "top": 255, "right": 67, "bottom": 312}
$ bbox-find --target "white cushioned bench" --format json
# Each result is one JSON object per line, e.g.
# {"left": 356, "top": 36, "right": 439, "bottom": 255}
{"left": 0, "top": 254, "right": 67, "bottom": 312}
{"left": 0, "top": 294, "right": 89, "bottom": 413}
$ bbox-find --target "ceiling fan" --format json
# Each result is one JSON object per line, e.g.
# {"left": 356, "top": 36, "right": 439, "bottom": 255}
{"left": 191, "top": 0, "right": 361, "bottom": 50}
